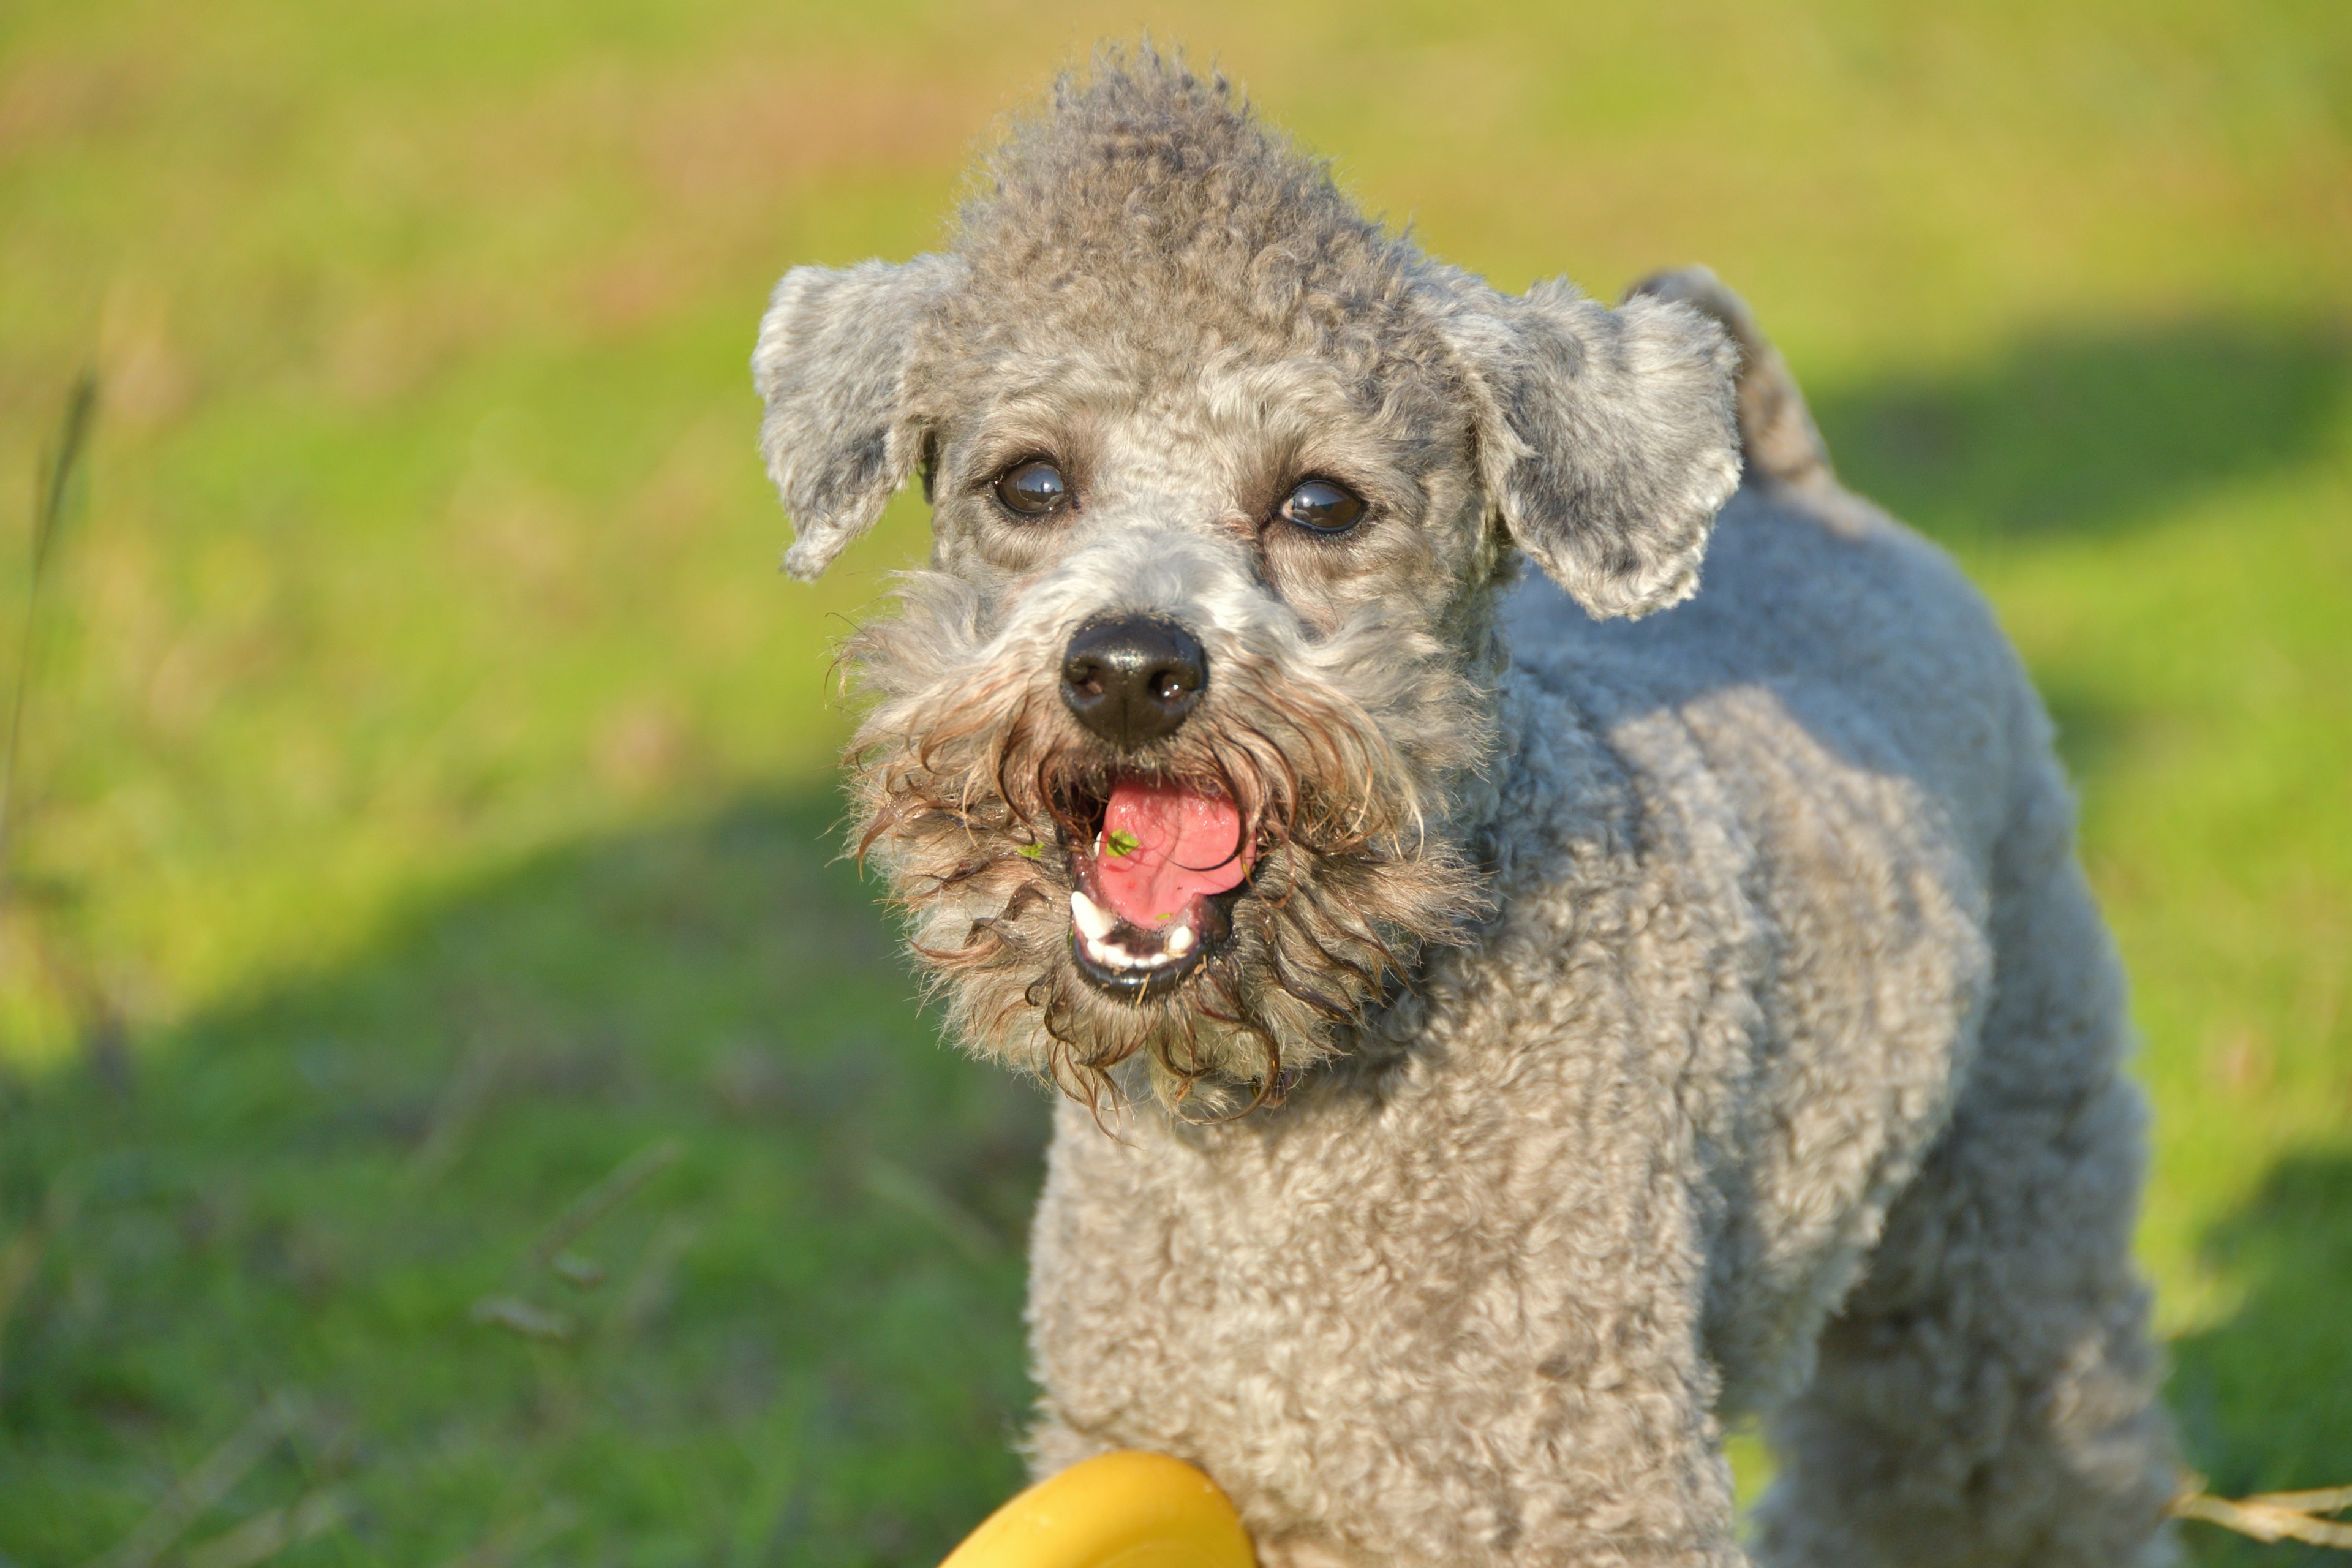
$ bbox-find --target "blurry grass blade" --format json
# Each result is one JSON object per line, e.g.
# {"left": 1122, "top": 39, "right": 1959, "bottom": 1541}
{"left": 407, "top": 1032, "right": 510, "bottom": 1187}
{"left": 79, "top": 1393, "right": 299, "bottom": 1568}
{"left": 862, "top": 1158, "right": 1001, "bottom": 1265}
{"left": 181, "top": 1487, "right": 352, "bottom": 1568}
{"left": 0, "top": 1221, "right": 45, "bottom": 1398}
{"left": 431, "top": 1502, "right": 576, "bottom": 1568}
{"left": 31, "top": 375, "right": 97, "bottom": 582}
{"left": 469, "top": 1295, "right": 573, "bottom": 1342}
{"left": 525, "top": 1139, "right": 680, "bottom": 1270}
{"left": 0, "top": 372, "right": 98, "bottom": 874}
{"left": 549, "top": 1251, "right": 607, "bottom": 1289}
{"left": 606, "top": 1213, "right": 698, "bottom": 1342}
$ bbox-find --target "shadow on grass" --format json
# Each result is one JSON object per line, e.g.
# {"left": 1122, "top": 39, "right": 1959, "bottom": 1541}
{"left": 1814, "top": 317, "right": 2352, "bottom": 545}
{"left": 2169, "top": 1152, "right": 2352, "bottom": 1567}
{"left": 0, "top": 790, "right": 1048, "bottom": 1567}
{"left": 12, "top": 795, "right": 2345, "bottom": 1566}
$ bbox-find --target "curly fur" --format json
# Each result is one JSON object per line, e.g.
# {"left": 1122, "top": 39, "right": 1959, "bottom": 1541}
{"left": 750, "top": 45, "right": 2179, "bottom": 1568}
{"left": 842, "top": 532, "right": 1492, "bottom": 1108}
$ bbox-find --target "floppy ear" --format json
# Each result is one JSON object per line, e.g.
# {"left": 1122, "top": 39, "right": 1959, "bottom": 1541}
{"left": 1441, "top": 274, "right": 1742, "bottom": 618}
{"left": 752, "top": 253, "right": 962, "bottom": 581}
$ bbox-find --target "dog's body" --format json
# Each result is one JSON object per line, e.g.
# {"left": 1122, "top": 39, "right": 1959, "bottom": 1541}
{"left": 1026, "top": 481, "right": 2174, "bottom": 1567}
{"left": 753, "top": 55, "right": 2176, "bottom": 1567}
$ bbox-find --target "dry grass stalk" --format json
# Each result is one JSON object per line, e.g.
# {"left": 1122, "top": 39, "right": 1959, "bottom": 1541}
{"left": 469, "top": 1139, "right": 687, "bottom": 1343}
{"left": 606, "top": 1212, "right": 700, "bottom": 1342}
{"left": 2173, "top": 1478, "right": 2352, "bottom": 1548}
{"left": 524, "top": 1138, "right": 681, "bottom": 1270}
{"left": 407, "top": 1028, "right": 511, "bottom": 1187}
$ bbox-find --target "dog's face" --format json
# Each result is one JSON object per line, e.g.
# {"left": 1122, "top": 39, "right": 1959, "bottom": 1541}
{"left": 752, "top": 62, "right": 1739, "bottom": 1109}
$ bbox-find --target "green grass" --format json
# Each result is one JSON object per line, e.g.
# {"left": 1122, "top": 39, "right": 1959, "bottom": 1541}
{"left": 1, "top": 1, "right": 2348, "bottom": 1562}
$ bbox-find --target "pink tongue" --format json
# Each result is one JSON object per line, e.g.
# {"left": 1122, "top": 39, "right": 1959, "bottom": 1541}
{"left": 1096, "top": 779, "right": 1252, "bottom": 928}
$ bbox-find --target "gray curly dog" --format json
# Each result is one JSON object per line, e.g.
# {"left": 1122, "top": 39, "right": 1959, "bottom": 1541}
{"left": 750, "top": 49, "right": 2180, "bottom": 1568}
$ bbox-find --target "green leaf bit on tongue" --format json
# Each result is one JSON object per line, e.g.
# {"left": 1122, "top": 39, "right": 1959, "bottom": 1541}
{"left": 1095, "top": 778, "right": 1252, "bottom": 928}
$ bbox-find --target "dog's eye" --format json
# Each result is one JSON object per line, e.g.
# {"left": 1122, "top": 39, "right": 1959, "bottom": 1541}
{"left": 994, "top": 459, "right": 1068, "bottom": 517}
{"left": 1280, "top": 478, "right": 1366, "bottom": 534}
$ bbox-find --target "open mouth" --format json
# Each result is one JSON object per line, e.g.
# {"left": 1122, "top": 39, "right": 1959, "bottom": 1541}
{"left": 1061, "top": 776, "right": 1256, "bottom": 998}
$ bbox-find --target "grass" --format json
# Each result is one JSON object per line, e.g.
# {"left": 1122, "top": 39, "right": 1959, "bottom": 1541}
{"left": 1, "top": 0, "right": 2348, "bottom": 1562}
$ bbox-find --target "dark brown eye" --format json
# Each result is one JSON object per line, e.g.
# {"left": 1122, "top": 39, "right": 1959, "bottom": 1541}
{"left": 1280, "top": 478, "right": 1365, "bottom": 534}
{"left": 994, "top": 459, "right": 1068, "bottom": 517}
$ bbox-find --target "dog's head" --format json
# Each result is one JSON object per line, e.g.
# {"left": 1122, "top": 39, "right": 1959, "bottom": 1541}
{"left": 753, "top": 53, "right": 1738, "bottom": 1110}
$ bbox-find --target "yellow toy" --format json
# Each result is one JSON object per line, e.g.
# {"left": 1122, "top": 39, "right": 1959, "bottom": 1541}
{"left": 938, "top": 1452, "right": 1256, "bottom": 1568}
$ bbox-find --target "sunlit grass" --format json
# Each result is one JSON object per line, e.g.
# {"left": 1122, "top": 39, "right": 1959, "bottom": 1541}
{"left": 1, "top": 0, "right": 2346, "bottom": 1561}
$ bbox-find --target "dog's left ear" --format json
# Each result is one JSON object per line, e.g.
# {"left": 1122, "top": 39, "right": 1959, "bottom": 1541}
{"left": 1437, "top": 274, "right": 1742, "bottom": 619}
{"left": 753, "top": 254, "right": 962, "bottom": 581}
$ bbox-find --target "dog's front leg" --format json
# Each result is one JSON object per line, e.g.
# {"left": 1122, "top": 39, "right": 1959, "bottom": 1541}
{"left": 1476, "top": 1310, "right": 1746, "bottom": 1568}
{"left": 1131, "top": 1308, "right": 1745, "bottom": 1568}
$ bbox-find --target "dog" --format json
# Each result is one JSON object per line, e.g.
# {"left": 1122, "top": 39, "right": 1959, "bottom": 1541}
{"left": 750, "top": 50, "right": 2179, "bottom": 1568}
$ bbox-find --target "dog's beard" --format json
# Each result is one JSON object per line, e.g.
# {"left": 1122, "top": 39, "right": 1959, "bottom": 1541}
{"left": 840, "top": 572, "right": 1495, "bottom": 1115}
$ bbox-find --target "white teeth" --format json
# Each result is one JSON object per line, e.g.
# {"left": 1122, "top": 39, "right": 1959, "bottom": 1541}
{"left": 1072, "top": 890, "right": 1205, "bottom": 978}
{"left": 1080, "top": 930, "right": 1180, "bottom": 972}
{"left": 1071, "top": 891, "right": 1115, "bottom": 942}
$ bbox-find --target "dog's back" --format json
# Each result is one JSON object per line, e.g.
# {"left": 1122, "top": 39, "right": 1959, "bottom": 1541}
{"left": 1517, "top": 268, "right": 2042, "bottom": 884}
{"left": 1501, "top": 282, "right": 2180, "bottom": 1563}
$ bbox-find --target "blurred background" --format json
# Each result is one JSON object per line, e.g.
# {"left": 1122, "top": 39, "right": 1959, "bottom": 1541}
{"left": 1, "top": 0, "right": 2346, "bottom": 1562}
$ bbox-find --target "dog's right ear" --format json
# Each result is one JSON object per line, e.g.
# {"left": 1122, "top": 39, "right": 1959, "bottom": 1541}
{"left": 752, "top": 254, "right": 962, "bottom": 581}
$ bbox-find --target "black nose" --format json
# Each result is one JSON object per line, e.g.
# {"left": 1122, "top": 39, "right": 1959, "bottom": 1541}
{"left": 1060, "top": 615, "right": 1207, "bottom": 750}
